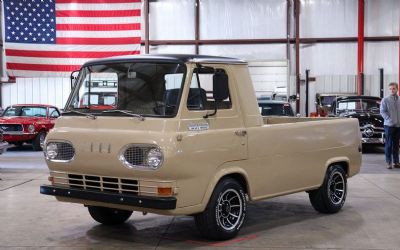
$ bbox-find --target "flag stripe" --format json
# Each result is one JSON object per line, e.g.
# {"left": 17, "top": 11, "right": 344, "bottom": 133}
{"left": 6, "top": 49, "right": 140, "bottom": 58}
{"left": 57, "top": 30, "right": 141, "bottom": 38}
{"left": 6, "top": 56, "right": 94, "bottom": 66}
{"left": 56, "top": 3, "right": 141, "bottom": 11}
{"left": 7, "top": 63, "right": 80, "bottom": 72}
{"left": 5, "top": 43, "right": 142, "bottom": 51}
{"left": 57, "top": 0, "right": 141, "bottom": 3}
{"left": 56, "top": 9, "right": 141, "bottom": 17}
{"left": 56, "top": 16, "right": 141, "bottom": 24}
{"left": 56, "top": 23, "right": 140, "bottom": 31}
{"left": 5, "top": 70, "right": 77, "bottom": 77}
{"left": 56, "top": 37, "right": 141, "bottom": 45}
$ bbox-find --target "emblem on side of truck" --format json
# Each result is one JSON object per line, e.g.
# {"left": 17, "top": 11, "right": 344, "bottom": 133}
{"left": 188, "top": 123, "right": 209, "bottom": 131}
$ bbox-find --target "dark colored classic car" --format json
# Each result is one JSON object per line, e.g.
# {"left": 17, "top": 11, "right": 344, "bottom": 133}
{"left": 330, "top": 96, "right": 384, "bottom": 144}
{"left": 0, "top": 129, "right": 9, "bottom": 154}
{"left": 0, "top": 104, "right": 61, "bottom": 151}
{"left": 258, "top": 100, "right": 295, "bottom": 116}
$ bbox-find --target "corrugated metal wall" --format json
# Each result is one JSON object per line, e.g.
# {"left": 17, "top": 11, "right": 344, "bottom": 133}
{"left": 1, "top": 78, "right": 71, "bottom": 109}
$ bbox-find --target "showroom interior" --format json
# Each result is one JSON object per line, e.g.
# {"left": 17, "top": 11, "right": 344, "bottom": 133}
{"left": 0, "top": 0, "right": 400, "bottom": 249}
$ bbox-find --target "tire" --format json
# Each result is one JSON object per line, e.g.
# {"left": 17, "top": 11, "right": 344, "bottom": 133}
{"left": 32, "top": 131, "right": 46, "bottom": 151}
{"left": 88, "top": 206, "right": 132, "bottom": 225}
{"left": 194, "top": 178, "right": 246, "bottom": 241}
{"left": 309, "top": 165, "right": 347, "bottom": 214}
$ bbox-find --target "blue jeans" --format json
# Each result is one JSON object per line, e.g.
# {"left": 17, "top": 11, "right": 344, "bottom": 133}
{"left": 384, "top": 126, "right": 400, "bottom": 164}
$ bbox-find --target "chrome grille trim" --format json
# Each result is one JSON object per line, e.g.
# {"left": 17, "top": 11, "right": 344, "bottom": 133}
{"left": 50, "top": 171, "right": 175, "bottom": 196}
{"left": 119, "top": 144, "right": 162, "bottom": 170}
{"left": 45, "top": 141, "right": 75, "bottom": 162}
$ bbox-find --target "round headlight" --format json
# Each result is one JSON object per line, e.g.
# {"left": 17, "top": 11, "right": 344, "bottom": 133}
{"left": 46, "top": 142, "right": 58, "bottom": 160}
{"left": 146, "top": 148, "right": 163, "bottom": 169}
{"left": 28, "top": 124, "right": 35, "bottom": 133}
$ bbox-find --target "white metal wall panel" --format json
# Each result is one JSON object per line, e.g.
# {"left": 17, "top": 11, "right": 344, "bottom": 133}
{"left": 300, "top": 0, "right": 357, "bottom": 38}
{"left": 1, "top": 78, "right": 71, "bottom": 109}
{"left": 200, "top": 0, "right": 287, "bottom": 39}
{"left": 365, "top": 0, "right": 400, "bottom": 37}
{"left": 248, "top": 61, "right": 288, "bottom": 97}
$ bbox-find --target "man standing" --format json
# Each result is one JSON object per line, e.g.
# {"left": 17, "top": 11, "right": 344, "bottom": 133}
{"left": 380, "top": 82, "right": 400, "bottom": 169}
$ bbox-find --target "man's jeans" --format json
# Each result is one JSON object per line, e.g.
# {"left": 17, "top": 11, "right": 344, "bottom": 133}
{"left": 384, "top": 126, "right": 400, "bottom": 164}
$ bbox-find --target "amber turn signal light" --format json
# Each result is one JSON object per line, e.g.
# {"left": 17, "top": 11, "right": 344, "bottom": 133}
{"left": 48, "top": 176, "right": 54, "bottom": 185}
{"left": 157, "top": 187, "right": 172, "bottom": 196}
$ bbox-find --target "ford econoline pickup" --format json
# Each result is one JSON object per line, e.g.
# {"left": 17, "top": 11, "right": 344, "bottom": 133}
{"left": 40, "top": 55, "right": 362, "bottom": 240}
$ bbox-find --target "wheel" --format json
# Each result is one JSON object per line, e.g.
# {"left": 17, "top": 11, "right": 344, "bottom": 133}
{"left": 308, "top": 165, "right": 347, "bottom": 214}
{"left": 194, "top": 178, "right": 246, "bottom": 241}
{"left": 88, "top": 206, "right": 132, "bottom": 225}
{"left": 32, "top": 131, "right": 46, "bottom": 151}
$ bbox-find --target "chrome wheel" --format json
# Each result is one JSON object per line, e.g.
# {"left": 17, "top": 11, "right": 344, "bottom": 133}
{"left": 328, "top": 171, "right": 345, "bottom": 205}
{"left": 39, "top": 133, "right": 46, "bottom": 149}
{"left": 216, "top": 188, "right": 243, "bottom": 231}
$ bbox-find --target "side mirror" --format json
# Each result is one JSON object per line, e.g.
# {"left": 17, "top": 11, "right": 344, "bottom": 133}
{"left": 70, "top": 70, "right": 80, "bottom": 89}
{"left": 213, "top": 71, "right": 229, "bottom": 102}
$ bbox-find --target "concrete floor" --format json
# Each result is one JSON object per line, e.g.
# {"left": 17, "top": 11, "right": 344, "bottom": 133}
{"left": 1, "top": 145, "right": 400, "bottom": 249}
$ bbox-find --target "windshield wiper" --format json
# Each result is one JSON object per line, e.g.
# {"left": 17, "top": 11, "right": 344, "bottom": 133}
{"left": 102, "top": 110, "right": 145, "bottom": 121}
{"left": 62, "top": 110, "right": 97, "bottom": 120}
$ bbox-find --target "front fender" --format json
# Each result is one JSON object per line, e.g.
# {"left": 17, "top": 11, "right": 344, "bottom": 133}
{"left": 199, "top": 163, "right": 250, "bottom": 211}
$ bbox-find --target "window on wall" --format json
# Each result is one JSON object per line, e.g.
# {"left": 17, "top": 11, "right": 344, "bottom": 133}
{"left": 187, "top": 68, "right": 232, "bottom": 110}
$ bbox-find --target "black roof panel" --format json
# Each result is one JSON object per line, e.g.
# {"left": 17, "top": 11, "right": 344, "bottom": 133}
{"left": 82, "top": 54, "right": 247, "bottom": 67}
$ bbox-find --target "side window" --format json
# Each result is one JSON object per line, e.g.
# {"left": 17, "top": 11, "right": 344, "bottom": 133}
{"left": 187, "top": 68, "right": 232, "bottom": 110}
{"left": 49, "top": 108, "right": 60, "bottom": 118}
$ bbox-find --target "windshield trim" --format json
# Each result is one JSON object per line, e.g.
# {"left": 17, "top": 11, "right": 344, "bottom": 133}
{"left": 64, "top": 61, "right": 187, "bottom": 118}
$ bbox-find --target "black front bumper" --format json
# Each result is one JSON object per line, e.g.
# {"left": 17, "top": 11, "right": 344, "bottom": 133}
{"left": 40, "top": 185, "right": 177, "bottom": 210}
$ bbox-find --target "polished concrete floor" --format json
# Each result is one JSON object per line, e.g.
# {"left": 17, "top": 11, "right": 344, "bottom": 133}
{"left": 1, "top": 145, "right": 400, "bottom": 249}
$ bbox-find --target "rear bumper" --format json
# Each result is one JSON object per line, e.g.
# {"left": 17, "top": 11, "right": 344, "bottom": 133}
{"left": 40, "top": 185, "right": 177, "bottom": 210}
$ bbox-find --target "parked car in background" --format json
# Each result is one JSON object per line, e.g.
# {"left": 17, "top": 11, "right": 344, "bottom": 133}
{"left": 0, "top": 129, "right": 9, "bottom": 154}
{"left": 330, "top": 96, "right": 384, "bottom": 145}
{"left": 258, "top": 100, "right": 295, "bottom": 116}
{"left": 0, "top": 104, "right": 61, "bottom": 151}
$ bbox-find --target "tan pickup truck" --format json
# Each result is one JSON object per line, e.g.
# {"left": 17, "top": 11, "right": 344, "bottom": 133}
{"left": 40, "top": 55, "right": 362, "bottom": 240}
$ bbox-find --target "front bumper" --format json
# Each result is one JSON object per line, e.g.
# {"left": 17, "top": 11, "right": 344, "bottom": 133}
{"left": 40, "top": 185, "right": 177, "bottom": 210}
{"left": 4, "top": 133, "right": 36, "bottom": 142}
{"left": 362, "top": 137, "right": 384, "bottom": 144}
{"left": 0, "top": 141, "right": 10, "bottom": 154}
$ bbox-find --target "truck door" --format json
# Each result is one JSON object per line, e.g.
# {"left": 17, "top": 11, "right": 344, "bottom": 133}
{"left": 178, "top": 65, "right": 247, "bottom": 171}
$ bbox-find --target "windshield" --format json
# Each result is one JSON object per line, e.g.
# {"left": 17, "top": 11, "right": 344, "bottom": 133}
{"left": 66, "top": 62, "right": 186, "bottom": 117}
{"left": 336, "top": 99, "right": 380, "bottom": 114}
{"left": 2, "top": 106, "right": 47, "bottom": 117}
{"left": 259, "top": 103, "right": 294, "bottom": 116}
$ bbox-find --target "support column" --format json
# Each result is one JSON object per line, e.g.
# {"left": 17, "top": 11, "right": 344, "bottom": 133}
{"left": 294, "top": 0, "right": 300, "bottom": 113}
{"left": 195, "top": 0, "right": 200, "bottom": 54}
{"left": 144, "top": 0, "right": 150, "bottom": 54}
{"left": 357, "top": 0, "right": 364, "bottom": 95}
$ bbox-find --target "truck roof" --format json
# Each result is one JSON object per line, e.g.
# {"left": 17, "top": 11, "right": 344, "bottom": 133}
{"left": 82, "top": 54, "right": 247, "bottom": 67}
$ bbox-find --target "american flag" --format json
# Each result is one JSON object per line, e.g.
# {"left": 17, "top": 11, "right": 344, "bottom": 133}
{"left": 3, "top": 0, "right": 142, "bottom": 77}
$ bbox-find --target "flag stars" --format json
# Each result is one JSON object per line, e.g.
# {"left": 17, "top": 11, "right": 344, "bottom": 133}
{"left": 5, "top": 0, "right": 56, "bottom": 44}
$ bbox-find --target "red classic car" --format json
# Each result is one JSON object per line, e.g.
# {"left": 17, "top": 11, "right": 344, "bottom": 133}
{"left": 0, "top": 104, "right": 61, "bottom": 151}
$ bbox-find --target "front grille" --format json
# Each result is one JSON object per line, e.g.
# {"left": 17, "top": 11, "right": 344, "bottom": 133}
{"left": 50, "top": 171, "right": 176, "bottom": 197}
{"left": 62, "top": 173, "right": 139, "bottom": 194}
{"left": 56, "top": 142, "right": 75, "bottom": 161}
{"left": 123, "top": 146, "right": 150, "bottom": 166}
{"left": 47, "top": 142, "right": 75, "bottom": 161}
{"left": 0, "top": 124, "right": 23, "bottom": 132}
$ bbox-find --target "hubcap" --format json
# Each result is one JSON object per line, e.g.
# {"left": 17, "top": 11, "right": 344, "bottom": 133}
{"left": 216, "top": 188, "right": 243, "bottom": 231}
{"left": 328, "top": 171, "right": 345, "bottom": 205}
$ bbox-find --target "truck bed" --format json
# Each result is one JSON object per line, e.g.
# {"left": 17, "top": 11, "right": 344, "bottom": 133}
{"left": 263, "top": 116, "right": 338, "bottom": 125}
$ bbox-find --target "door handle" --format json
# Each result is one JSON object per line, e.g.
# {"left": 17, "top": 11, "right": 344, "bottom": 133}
{"left": 235, "top": 130, "right": 247, "bottom": 137}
